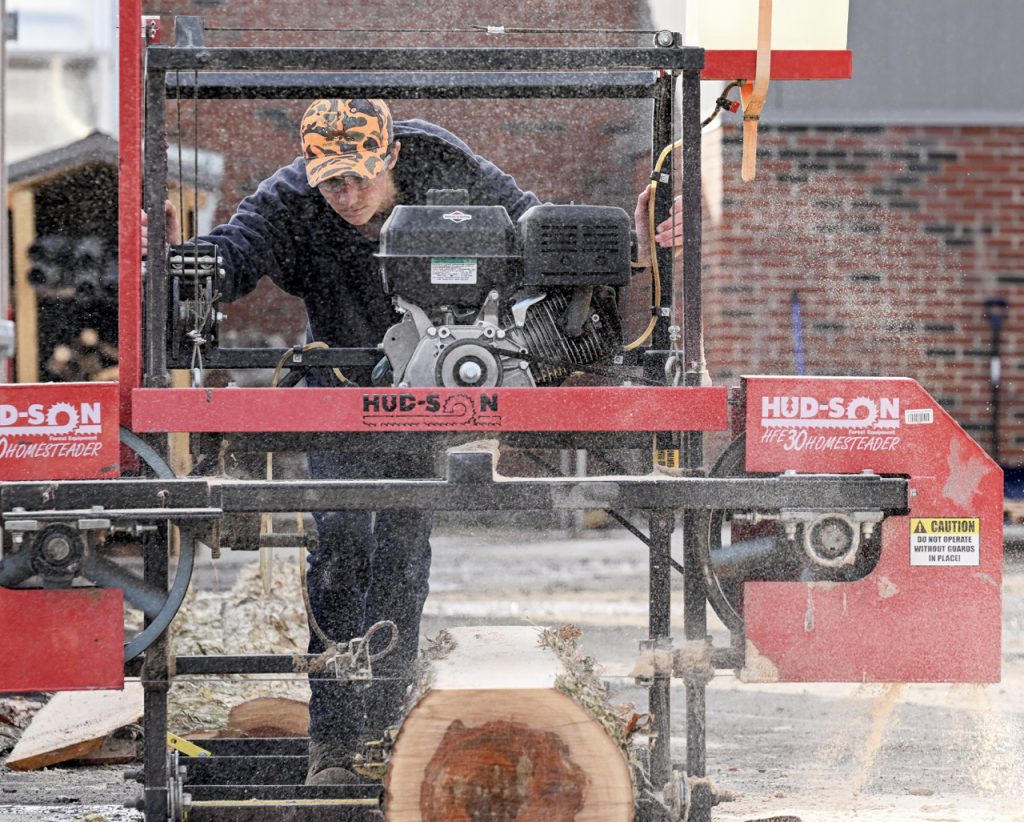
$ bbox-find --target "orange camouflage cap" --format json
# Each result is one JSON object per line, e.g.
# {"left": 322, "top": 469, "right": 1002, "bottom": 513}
{"left": 300, "top": 98, "right": 393, "bottom": 188}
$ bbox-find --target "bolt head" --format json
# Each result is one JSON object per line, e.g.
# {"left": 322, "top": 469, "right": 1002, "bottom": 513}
{"left": 42, "top": 535, "right": 73, "bottom": 563}
{"left": 458, "top": 361, "right": 483, "bottom": 383}
{"left": 654, "top": 29, "right": 677, "bottom": 47}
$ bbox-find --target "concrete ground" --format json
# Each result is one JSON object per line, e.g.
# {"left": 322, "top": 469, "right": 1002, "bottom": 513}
{"left": 1, "top": 525, "right": 1022, "bottom": 821}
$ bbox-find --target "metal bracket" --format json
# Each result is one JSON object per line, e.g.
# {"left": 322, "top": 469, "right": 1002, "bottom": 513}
{"left": 142, "top": 15, "right": 160, "bottom": 44}
{"left": 353, "top": 727, "right": 398, "bottom": 781}
{"left": 446, "top": 450, "right": 496, "bottom": 484}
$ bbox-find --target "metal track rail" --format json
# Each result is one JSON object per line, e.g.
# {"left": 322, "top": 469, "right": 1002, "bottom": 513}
{"left": 1, "top": 469, "right": 909, "bottom": 517}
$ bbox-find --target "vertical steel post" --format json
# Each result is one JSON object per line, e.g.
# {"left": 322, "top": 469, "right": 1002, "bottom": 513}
{"left": 0, "top": 0, "right": 11, "bottom": 378}
{"left": 680, "top": 67, "right": 703, "bottom": 401}
{"left": 645, "top": 73, "right": 676, "bottom": 386}
{"left": 646, "top": 66, "right": 679, "bottom": 796}
{"left": 143, "top": 60, "right": 169, "bottom": 387}
{"left": 118, "top": 0, "right": 143, "bottom": 422}
{"left": 680, "top": 64, "right": 712, "bottom": 822}
{"left": 647, "top": 510, "right": 675, "bottom": 790}
{"left": 142, "top": 525, "right": 170, "bottom": 821}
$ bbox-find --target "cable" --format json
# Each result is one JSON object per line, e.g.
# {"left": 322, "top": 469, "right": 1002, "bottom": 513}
{"left": 702, "top": 80, "right": 743, "bottom": 129}
{"left": 622, "top": 138, "right": 674, "bottom": 352}
{"left": 622, "top": 81, "right": 742, "bottom": 353}
{"left": 270, "top": 341, "right": 353, "bottom": 389}
{"left": 267, "top": 343, "right": 352, "bottom": 642}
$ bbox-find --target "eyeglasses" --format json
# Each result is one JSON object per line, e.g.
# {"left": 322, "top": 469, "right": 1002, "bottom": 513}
{"left": 319, "top": 175, "right": 375, "bottom": 194}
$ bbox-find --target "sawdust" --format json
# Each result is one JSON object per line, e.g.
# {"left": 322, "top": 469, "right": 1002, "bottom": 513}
{"left": 947, "top": 684, "right": 1024, "bottom": 795}
{"left": 421, "top": 628, "right": 457, "bottom": 662}
{"left": 847, "top": 683, "right": 903, "bottom": 798}
{"left": 739, "top": 639, "right": 781, "bottom": 683}
{"left": 629, "top": 648, "right": 673, "bottom": 680}
{"left": 167, "top": 556, "right": 311, "bottom": 734}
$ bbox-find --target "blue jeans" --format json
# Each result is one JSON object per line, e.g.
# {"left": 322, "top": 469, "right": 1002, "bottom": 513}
{"left": 305, "top": 448, "right": 434, "bottom": 762}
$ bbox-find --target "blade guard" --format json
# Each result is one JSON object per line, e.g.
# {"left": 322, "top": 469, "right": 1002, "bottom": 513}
{"left": 0, "top": 383, "right": 125, "bottom": 691}
{"left": 741, "top": 376, "right": 1002, "bottom": 683}
{"left": 0, "top": 588, "right": 125, "bottom": 692}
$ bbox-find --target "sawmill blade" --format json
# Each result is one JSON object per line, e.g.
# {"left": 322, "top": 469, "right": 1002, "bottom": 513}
{"left": 116, "top": 427, "right": 197, "bottom": 660}
{"left": 696, "top": 435, "right": 783, "bottom": 634}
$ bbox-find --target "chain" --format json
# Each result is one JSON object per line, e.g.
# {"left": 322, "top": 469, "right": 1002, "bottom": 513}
{"left": 303, "top": 619, "right": 399, "bottom": 681}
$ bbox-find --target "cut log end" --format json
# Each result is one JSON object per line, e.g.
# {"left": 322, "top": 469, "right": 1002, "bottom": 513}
{"left": 385, "top": 627, "right": 633, "bottom": 821}
{"left": 386, "top": 689, "right": 632, "bottom": 822}
{"left": 421, "top": 718, "right": 588, "bottom": 821}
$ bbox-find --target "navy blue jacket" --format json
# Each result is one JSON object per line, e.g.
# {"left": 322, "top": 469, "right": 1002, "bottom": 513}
{"left": 203, "top": 120, "right": 539, "bottom": 382}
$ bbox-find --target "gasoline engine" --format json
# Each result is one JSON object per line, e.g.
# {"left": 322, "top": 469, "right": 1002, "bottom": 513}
{"left": 375, "top": 189, "right": 628, "bottom": 388}
{"left": 167, "top": 190, "right": 629, "bottom": 388}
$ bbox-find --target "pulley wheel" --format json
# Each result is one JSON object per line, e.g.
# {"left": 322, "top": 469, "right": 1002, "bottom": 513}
{"left": 435, "top": 339, "right": 504, "bottom": 387}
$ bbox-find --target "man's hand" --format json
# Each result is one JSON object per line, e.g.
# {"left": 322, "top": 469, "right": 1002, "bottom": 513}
{"left": 140, "top": 200, "right": 181, "bottom": 257}
{"left": 634, "top": 183, "right": 684, "bottom": 266}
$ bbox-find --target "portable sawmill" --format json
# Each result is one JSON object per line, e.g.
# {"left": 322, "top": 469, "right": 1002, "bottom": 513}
{"left": 0, "top": 4, "right": 1003, "bottom": 821}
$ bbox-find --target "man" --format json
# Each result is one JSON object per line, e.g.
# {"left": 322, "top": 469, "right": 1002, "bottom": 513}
{"left": 145, "top": 98, "right": 683, "bottom": 784}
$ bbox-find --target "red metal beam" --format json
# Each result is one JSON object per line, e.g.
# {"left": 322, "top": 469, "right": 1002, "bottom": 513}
{"left": 702, "top": 50, "right": 852, "bottom": 80}
{"left": 117, "top": 0, "right": 142, "bottom": 428}
{"left": 132, "top": 386, "right": 730, "bottom": 433}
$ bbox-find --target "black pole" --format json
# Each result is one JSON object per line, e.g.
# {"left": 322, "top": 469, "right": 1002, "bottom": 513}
{"left": 141, "top": 524, "right": 170, "bottom": 821}
{"left": 143, "top": 60, "right": 169, "bottom": 388}
{"left": 984, "top": 297, "right": 1009, "bottom": 465}
{"left": 646, "top": 72, "right": 675, "bottom": 388}
{"left": 647, "top": 510, "right": 675, "bottom": 790}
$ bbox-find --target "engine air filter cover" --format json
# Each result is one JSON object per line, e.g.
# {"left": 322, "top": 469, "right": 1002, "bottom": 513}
{"left": 378, "top": 203, "right": 520, "bottom": 305}
{"left": 518, "top": 204, "right": 631, "bottom": 288}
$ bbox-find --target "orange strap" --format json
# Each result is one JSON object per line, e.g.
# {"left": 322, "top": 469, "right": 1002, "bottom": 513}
{"left": 740, "top": 0, "right": 772, "bottom": 181}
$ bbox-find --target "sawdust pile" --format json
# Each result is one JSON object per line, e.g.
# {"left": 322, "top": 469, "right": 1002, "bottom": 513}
{"left": 0, "top": 696, "right": 46, "bottom": 756}
{"left": 167, "top": 557, "right": 311, "bottom": 733}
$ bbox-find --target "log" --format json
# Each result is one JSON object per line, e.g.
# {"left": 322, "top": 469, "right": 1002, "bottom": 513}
{"left": 226, "top": 697, "right": 309, "bottom": 738}
{"left": 385, "top": 626, "right": 632, "bottom": 822}
{"left": 66, "top": 735, "right": 140, "bottom": 766}
{"left": 5, "top": 682, "right": 143, "bottom": 771}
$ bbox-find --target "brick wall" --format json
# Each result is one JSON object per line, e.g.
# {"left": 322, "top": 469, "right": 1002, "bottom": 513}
{"left": 705, "top": 124, "right": 1023, "bottom": 466}
{"left": 148, "top": 1, "right": 653, "bottom": 344}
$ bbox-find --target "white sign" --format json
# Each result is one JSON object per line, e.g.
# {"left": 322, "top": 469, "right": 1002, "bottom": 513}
{"left": 910, "top": 518, "right": 980, "bottom": 567}
{"left": 0, "top": 401, "right": 101, "bottom": 436}
{"left": 431, "top": 257, "right": 477, "bottom": 285}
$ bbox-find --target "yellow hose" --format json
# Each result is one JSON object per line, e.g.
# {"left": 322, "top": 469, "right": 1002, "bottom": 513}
{"left": 623, "top": 137, "right": 681, "bottom": 351}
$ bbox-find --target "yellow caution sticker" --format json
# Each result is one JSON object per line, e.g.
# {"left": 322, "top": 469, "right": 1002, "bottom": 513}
{"left": 910, "top": 517, "right": 980, "bottom": 567}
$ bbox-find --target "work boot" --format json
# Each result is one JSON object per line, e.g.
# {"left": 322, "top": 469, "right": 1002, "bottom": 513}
{"left": 305, "top": 738, "right": 364, "bottom": 785}
{"left": 306, "top": 764, "right": 364, "bottom": 786}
